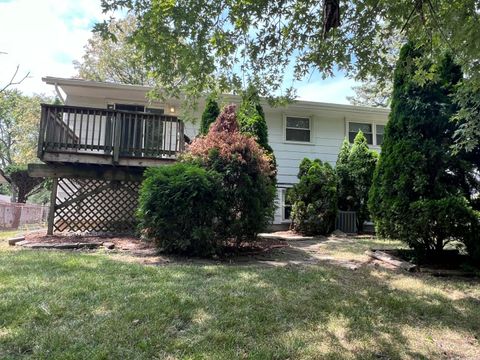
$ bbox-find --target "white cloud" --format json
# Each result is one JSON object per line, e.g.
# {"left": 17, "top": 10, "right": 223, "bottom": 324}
{"left": 0, "top": 0, "right": 109, "bottom": 96}
{"left": 296, "top": 77, "right": 359, "bottom": 104}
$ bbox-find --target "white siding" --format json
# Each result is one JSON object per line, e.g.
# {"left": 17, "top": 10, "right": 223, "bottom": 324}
{"left": 56, "top": 81, "right": 389, "bottom": 225}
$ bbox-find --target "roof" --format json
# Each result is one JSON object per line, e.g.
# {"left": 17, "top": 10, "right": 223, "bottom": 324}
{"left": 42, "top": 76, "right": 390, "bottom": 116}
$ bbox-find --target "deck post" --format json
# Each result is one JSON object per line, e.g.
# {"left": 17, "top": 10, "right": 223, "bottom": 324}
{"left": 113, "top": 113, "right": 122, "bottom": 164}
{"left": 47, "top": 177, "right": 58, "bottom": 235}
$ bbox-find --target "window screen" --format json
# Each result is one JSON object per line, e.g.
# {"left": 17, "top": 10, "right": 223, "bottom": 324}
{"left": 286, "top": 117, "right": 310, "bottom": 142}
{"left": 376, "top": 124, "right": 385, "bottom": 146}
{"left": 349, "top": 122, "right": 373, "bottom": 144}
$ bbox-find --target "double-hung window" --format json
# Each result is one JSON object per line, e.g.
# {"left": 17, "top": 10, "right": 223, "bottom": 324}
{"left": 348, "top": 122, "right": 373, "bottom": 145}
{"left": 285, "top": 116, "right": 311, "bottom": 142}
{"left": 283, "top": 188, "right": 293, "bottom": 221}
{"left": 376, "top": 124, "right": 385, "bottom": 146}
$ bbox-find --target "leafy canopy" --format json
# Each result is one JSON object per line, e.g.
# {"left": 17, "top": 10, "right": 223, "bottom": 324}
{"left": 75, "top": 15, "right": 152, "bottom": 85}
{"left": 97, "top": 0, "right": 480, "bottom": 100}
{"left": 0, "top": 90, "right": 49, "bottom": 168}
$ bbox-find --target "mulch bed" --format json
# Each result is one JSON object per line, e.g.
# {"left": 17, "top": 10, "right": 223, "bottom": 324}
{"left": 23, "top": 232, "right": 154, "bottom": 251}
{"left": 19, "top": 231, "right": 289, "bottom": 258}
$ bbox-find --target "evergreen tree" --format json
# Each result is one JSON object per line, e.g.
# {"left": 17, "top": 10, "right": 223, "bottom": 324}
{"left": 336, "top": 139, "right": 355, "bottom": 212}
{"left": 336, "top": 133, "right": 378, "bottom": 232}
{"left": 199, "top": 96, "right": 220, "bottom": 135}
{"left": 237, "top": 85, "right": 273, "bottom": 154}
{"left": 369, "top": 42, "right": 478, "bottom": 255}
{"left": 348, "top": 132, "right": 378, "bottom": 231}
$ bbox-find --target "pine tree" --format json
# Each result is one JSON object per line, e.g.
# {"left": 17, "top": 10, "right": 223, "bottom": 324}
{"left": 199, "top": 96, "right": 220, "bottom": 135}
{"left": 368, "top": 42, "right": 477, "bottom": 254}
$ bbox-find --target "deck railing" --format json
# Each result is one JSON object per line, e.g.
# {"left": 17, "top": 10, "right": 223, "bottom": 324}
{"left": 38, "top": 104, "right": 185, "bottom": 164}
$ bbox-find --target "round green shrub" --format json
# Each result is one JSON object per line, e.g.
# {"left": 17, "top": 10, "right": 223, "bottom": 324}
{"left": 137, "top": 163, "right": 224, "bottom": 255}
{"left": 407, "top": 196, "right": 479, "bottom": 255}
{"left": 289, "top": 158, "right": 338, "bottom": 235}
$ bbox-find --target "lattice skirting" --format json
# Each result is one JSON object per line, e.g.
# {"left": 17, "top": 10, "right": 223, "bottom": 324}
{"left": 53, "top": 177, "right": 140, "bottom": 233}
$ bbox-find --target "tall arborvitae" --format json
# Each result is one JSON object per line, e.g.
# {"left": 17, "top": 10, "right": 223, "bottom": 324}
{"left": 237, "top": 85, "right": 272, "bottom": 154}
{"left": 199, "top": 95, "right": 220, "bottom": 135}
{"left": 348, "top": 131, "right": 378, "bottom": 231}
{"left": 368, "top": 42, "right": 478, "bottom": 255}
{"left": 336, "top": 139, "right": 354, "bottom": 212}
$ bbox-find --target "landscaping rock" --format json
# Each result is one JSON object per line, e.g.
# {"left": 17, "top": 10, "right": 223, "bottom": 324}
{"left": 332, "top": 229, "right": 347, "bottom": 237}
{"left": 15, "top": 240, "right": 31, "bottom": 247}
{"left": 258, "top": 232, "right": 315, "bottom": 241}
{"left": 365, "top": 250, "right": 417, "bottom": 272}
{"left": 103, "top": 242, "right": 115, "bottom": 249}
{"left": 19, "top": 242, "right": 102, "bottom": 250}
{"left": 8, "top": 236, "right": 25, "bottom": 246}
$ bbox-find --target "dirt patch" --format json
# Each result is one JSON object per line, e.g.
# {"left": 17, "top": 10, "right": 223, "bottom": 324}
{"left": 25, "top": 232, "right": 154, "bottom": 251}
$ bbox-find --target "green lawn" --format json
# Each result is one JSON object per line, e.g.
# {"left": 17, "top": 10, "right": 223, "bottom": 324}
{"left": 0, "top": 231, "right": 479, "bottom": 359}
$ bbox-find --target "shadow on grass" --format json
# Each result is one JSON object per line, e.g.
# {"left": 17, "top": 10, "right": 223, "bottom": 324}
{"left": 0, "top": 249, "right": 479, "bottom": 359}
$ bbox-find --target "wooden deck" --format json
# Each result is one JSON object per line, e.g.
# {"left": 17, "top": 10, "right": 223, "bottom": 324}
{"left": 37, "top": 104, "right": 185, "bottom": 167}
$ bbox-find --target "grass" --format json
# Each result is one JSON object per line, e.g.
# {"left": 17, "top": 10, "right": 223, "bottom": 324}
{"left": 0, "top": 231, "right": 479, "bottom": 359}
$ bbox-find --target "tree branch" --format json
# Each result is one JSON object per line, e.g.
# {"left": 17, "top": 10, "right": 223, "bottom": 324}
{"left": 0, "top": 65, "right": 30, "bottom": 94}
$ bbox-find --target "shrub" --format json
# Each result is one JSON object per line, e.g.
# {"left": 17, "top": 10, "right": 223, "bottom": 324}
{"left": 406, "top": 196, "right": 480, "bottom": 256}
{"left": 187, "top": 104, "right": 276, "bottom": 244}
{"left": 137, "top": 163, "right": 224, "bottom": 256}
{"left": 199, "top": 95, "right": 220, "bottom": 135}
{"left": 369, "top": 42, "right": 479, "bottom": 255}
{"left": 289, "top": 158, "right": 338, "bottom": 235}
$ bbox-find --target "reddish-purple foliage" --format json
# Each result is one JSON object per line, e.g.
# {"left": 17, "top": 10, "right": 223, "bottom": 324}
{"left": 187, "top": 104, "right": 273, "bottom": 176}
{"left": 209, "top": 104, "right": 239, "bottom": 133}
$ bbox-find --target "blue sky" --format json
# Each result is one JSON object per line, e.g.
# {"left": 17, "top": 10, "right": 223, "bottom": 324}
{"left": 0, "top": 0, "right": 358, "bottom": 103}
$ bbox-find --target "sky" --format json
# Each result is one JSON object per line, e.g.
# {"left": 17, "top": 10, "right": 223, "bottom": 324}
{"left": 0, "top": 0, "right": 358, "bottom": 104}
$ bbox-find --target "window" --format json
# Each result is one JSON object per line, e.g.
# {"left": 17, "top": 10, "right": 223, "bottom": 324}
{"left": 349, "top": 122, "right": 373, "bottom": 144}
{"left": 376, "top": 124, "right": 385, "bottom": 146}
{"left": 112, "top": 103, "right": 145, "bottom": 112}
{"left": 285, "top": 116, "right": 310, "bottom": 142}
{"left": 283, "top": 188, "right": 293, "bottom": 221}
{"left": 146, "top": 107, "right": 164, "bottom": 115}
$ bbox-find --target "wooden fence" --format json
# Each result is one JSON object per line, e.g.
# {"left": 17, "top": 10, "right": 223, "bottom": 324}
{"left": 0, "top": 202, "right": 49, "bottom": 229}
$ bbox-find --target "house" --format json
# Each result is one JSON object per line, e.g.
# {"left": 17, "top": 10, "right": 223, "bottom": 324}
{"left": 29, "top": 76, "right": 389, "bottom": 234}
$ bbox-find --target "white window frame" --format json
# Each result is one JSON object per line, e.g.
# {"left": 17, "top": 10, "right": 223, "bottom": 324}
{"left": 283, "top": 115, "right": 313, "bottom": 144}
{"left": 345, "top": 119, "right": 386, "bottom": 148}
